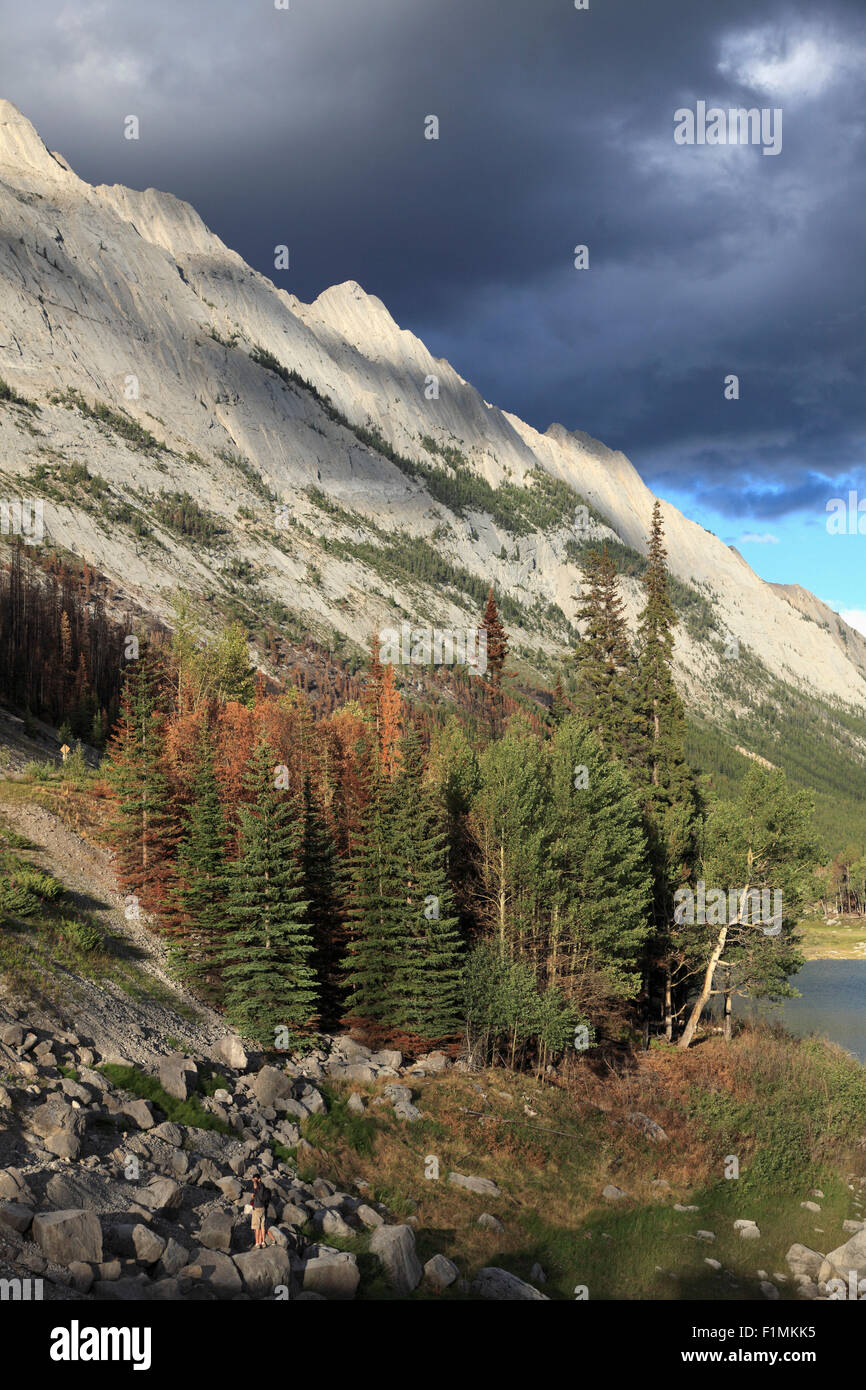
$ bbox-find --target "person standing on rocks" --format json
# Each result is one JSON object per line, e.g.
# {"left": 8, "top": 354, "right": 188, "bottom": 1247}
{"left": 250, "top": 1175, "right": 273, "bottom": 1249}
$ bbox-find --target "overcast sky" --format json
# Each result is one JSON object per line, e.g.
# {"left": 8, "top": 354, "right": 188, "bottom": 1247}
{"left": 1, "top": 0, "right": 864, "bottom": 624}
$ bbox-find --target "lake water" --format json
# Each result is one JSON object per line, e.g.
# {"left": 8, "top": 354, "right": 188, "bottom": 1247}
{"left": 734, "top": 960, "right": 866, "bottom": 1064}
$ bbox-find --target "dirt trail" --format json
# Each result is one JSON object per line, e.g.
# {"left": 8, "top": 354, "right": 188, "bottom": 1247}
{"left": 0, "top": 797, "right": 229, "bottom": 1064}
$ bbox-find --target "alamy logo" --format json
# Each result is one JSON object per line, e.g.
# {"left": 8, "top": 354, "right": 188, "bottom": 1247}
{"left": 674, "top": 882, "right": 782, "bottom": 936}
{"left": 674, "top": 102, "right": 782, "bottom": 157}
{"left": 0, "top": 1277, "right": 43, "bottom": 1300}
{"left": 380, "top": 623, "right": 487, "bottom": 676}
{"left": 0, "top": 498, "right": 43, "bottom": 543}
{"left": 826, "top": 492, "right": 866, "bottom": 535}
{"left": 50, "top": 1320, "right": 152, "bottom": 1371}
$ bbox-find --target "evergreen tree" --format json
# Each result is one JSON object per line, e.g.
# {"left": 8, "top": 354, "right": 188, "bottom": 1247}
{"left": 344, "top": 729, "right": 463, "bottom": 1043}
{"left": 388, "top": 726, "right": 463, "bottom": 1040}
{"left": 342, "top": 753, "right": 404, "bottom": 1031}
{"left": 300, "top": 771, "right": 346, "bottom": 1030}
{"left": 220, "top": 738, "right": 318, "bottom": 1047}
{"left": 547, "top": 716, "right": 652, "bottom": 1006}
{"left": 573, "top": 545, "right": 636, "bottom": 759}
{"left": 633, "top": 502, "right": 699, "bottom": 1040}
{"left": 104, "top": 652, "right": 177, "bottom": 915}
{"left": 174, "top": 715, "right": 229, "bottom": 999}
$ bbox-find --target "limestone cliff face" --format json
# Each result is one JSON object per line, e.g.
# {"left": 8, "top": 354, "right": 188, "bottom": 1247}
{"left": 0, "top": 98, "right": 864, "bottom": 720}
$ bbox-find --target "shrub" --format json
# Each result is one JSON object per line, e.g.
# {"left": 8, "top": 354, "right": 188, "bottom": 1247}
{"left": 58, "top": 917, "right": 102, "bottom": 953}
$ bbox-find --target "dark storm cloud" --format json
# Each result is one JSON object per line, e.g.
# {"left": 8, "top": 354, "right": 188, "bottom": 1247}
{"left": 0, "top": 0, "right": 863, "bottom": 521}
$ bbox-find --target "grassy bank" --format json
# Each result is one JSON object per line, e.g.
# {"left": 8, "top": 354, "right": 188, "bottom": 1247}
{"left": 296, "top": 1026, "right": 866, "bottom": 1300}
{"left": 798, "top": 917, "right": 866, "bottom": 961}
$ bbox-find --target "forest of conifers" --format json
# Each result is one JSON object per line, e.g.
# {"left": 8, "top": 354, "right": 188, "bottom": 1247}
{"left": 75, "top": 505, "right": 821, "bottom": 1062}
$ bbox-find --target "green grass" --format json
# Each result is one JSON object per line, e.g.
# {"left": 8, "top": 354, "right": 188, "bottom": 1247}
{"left": 98, "top": 1062, "right": 233, "bottom": 1134}
{"left": 299, "top": 1027, "right": 866, "bottom": 1301}
{"left": 797, "top": 917, "right": 866, "bottom": 960}
{"left": 198, "top": 1067, "right": 232, "bottom": 1097}
{"left": 301, "top": 1084, "right": 379, "bottom": 1157}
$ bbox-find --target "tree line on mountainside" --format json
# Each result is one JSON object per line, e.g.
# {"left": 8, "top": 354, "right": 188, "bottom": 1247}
{"left": 98, "top": 505, "right": 819, "bottom": 1059}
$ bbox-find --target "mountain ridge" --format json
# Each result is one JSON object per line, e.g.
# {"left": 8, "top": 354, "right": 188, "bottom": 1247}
{"left": 0, "top": 98, "right": 864, "bottom": 736}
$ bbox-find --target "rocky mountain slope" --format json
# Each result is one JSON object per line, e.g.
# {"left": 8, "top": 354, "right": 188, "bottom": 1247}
{"left": 0, "top": 98, "right": 864, "bottom": 733}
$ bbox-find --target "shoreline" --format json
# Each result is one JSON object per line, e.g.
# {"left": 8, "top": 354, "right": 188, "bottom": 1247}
{"left": 798, "top": 919, "right": 866, "bottom": 962}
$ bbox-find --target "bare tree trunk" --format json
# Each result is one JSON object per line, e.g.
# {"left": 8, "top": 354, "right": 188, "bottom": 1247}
{"left": 678, "top": 924, "right": 728, "bottom": 1049}
{"left": 723, "top": 967, "right": 733, "bottom": 1043}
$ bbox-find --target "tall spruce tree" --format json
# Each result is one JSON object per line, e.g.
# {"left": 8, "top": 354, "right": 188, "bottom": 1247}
{"left": 343, "top": 728, "right": 463, "bottom": 1043}
{"left": 634, "top": 502, "right": 699, "bottom": 1040}
{"left": 300, "top": 771, "right": 346, "bottom": 1030}
{"left": 174, "top": 715, "right": 229, "bottom": 1000}
{"left": 104, "top": 651, "right": 177, "bottom": 916}
{"left": 220, "top": 738, "right": 318, "bottom": 1047}
{"left": 573, "top": 545, "right": 636, "bottom": 760}
{"left": 388, "top": 726, "right": 463, "bottom": 1041}
{"left": 546, "top": 715, "right": 652, "bottom": 1006}
{"left": 342, "top": 753, "right": 404, "bottom": 1032}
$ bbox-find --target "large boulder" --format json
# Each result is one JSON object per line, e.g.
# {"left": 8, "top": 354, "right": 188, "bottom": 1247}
{"left": 302, "top": 1253, "right": 360, "bottom": 1300}
{"left": 120, "top": 1099, "right": 156, "bottom": 1130}
{"left": 320, "top": 1210, "right": 353, "bottom": 1240}
{"left": 295, "top": 1083, "right": 326, "bottom": 1116}
{"left": 472, "top": 1267, "right": 549, "bottom": 1301}
{"left": 383, "top": 1084, "right": 413, "bottom": 1106}
{"left": 199, "top": 1209, "right": 234, "bottom": 1253}
{"left": 785, "top": 1244, "right": 824, "bottom": 1280}
{"left": 333, "top": 1038, "right": 371, "bottom": 1062}
{"left": 137, "top": 1177, "right": 184, "bottom": 1214}
{"left": 0, "top": 1201, "right": 33, "bottom": 1234}
{"left": 158, "top": 1237, "right": 190, "bottom": 1277}
{"left": 340, "top": 1063, "right": 377, "bottom": 1084}
{"left": 371, "top": 1049, "right": 402, "bottom": 1070}
{"left": 158, "top": 1055, "right": 198, "bottom": 1102}
{"left": 356, "top": 1204, "right": 384, "bottom": 1230}
{"left": 216, "top": 1176, "right": 244, "bottom": 1202}
{"left": 32, "top": 1209, "right": 103, "bottom": 1266}
{"left": 412, "top": 1051, "right": 450, "bottom": 1074}
{"left": 93, "top": 1275, "right": 152, "bottom": 1300}
{"left": 281, "top": 1203, "right": 308, "bottom": 1228}
{"left": 150, "top": 1121, "right": 183, "bottom": 1147}
{"left": 132, "top": 1225, "right": 166, "bottom": 1265}
{"left": 369, "top": 1223, "right": 422, "bottom": 1294}
{"left": 253, "top": 1066, "right": 293, "bottom": 1107}
{"left": 823, "top": 1228, "right": 866, "bottom": 1281}
{"left": 0, "top": 1169, "right": 35, "bottom": 1205}
{"left": 46, "top": 1171, "right": 103, "bottom": 1211}
{"left": 213, "top": 1036, "right": 248, "bottom": 1071}
{"left": 448, "top": 1172, "right": 501, "bottom": 1197}
{"left": 28, "top": 1096, "right": 84, "bottom": 1158}
{"left": 186, "top": 1247, "right": 242, "bottom": 1298}
{"left": 424, "top": 1253, "right": 459, "bottom": 1292}
{"left": 233, "top": 1246, "right": 292, "bottom": 1296}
